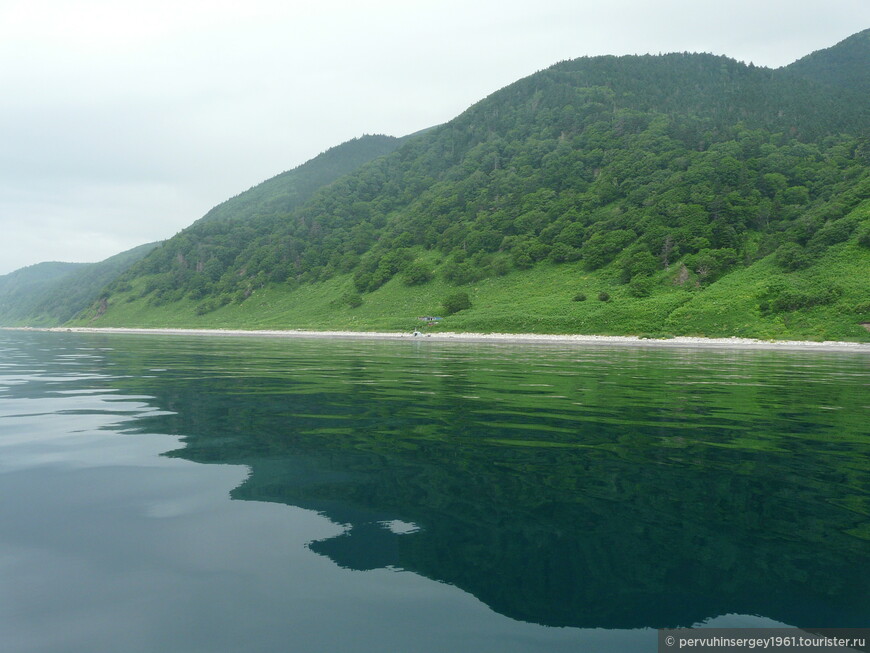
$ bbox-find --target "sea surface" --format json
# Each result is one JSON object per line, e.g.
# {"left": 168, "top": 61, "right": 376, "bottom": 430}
{"left": 1, "top": 330, "right": 868, "bottom": 653}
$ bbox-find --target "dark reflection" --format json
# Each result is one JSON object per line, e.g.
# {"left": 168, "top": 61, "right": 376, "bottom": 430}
{"left": 9, "top": 332, "right": 869, "bottom": 629}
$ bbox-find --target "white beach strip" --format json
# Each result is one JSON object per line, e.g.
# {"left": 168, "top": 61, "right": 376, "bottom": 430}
{"left": 6, "top": 326, "right": 870, "bottom": 352}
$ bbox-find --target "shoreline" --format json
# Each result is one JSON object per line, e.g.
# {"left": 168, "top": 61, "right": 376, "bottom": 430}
{"left": 6, "top": 326, "right": 870, "bottom": 353}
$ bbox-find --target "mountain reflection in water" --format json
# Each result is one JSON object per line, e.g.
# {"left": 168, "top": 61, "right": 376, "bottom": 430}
{"left": 97, "top": 333, "right": 870, "bottom": 630}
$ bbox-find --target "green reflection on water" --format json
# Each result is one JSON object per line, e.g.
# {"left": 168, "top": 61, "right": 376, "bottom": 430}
{"left": 9, "top": 332, "right": 870, "bottom": 629}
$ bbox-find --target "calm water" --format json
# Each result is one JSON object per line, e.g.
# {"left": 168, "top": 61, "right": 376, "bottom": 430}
{"left": 1, "top": 330, "right": 868, "bottom": 652}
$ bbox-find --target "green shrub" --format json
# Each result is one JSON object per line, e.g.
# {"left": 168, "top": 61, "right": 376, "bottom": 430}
{"left": 572, "top": 293, "right": 587, "bottom": 302}
{"left": 771, "top": 291, "right": 829, "bottom": 312}
{"left": 443, "top": 292, "right": 472, "bottom": 314}
{"left": 442, "top": 260, "right": 478, "bottom": 285}
{"left": 402, "top": 261, "right": 434, "bottom": 286}
{"left": 682, "top": 247, "right": 738, "bottom": 283}
{"left": 489, "top": 256, "right": 511, "bottom": 276}
{"left": 549, "top": 243, "right": 582, "bottom": 263}
{"left": 620, "top": 250, "right": 659, "bottom": 283}
{"left": 773, "top": 242, "right": 810, "bottom": 271}
{"left": 809, "top": 217, "right": 857, "bottom": 248}
{"left": 598, "top": 291, "right": 610, "bottom": 302}
{"left": 195, "top": 300, "right": 217, "bottom": 315}
{"left": 342, "top": 292, "right": 363, "bottom": 308}
{"left": 851, "top": 301, "right": 870, "bottom": 316}
{"left": 628, "top": 276, "right": 654, "bottom": 298}
{"left": 353, "top": 271, "right": 373, "bottom": 293}
{"left": 583, "top": 230, "right": 637, "bottom": 270}
{"left": 766, "top": 282, "right": 843, "bottom": 312}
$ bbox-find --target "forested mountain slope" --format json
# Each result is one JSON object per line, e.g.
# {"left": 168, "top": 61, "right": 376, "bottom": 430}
{"left": 195, "top": 134, "right": 403, "bottom": 225}
{"left": 784, "top": 28, "right": 870, "bottom": 95}
{"left": 0, "top": 135, "right": 403, "bottom": 327}
{"left": 0, "top": 242, "right": 159, "bottom": 326}
{"left": 79, "top": 31, "right": 870, "bottom": 340}
{"left": 0, "top": 262, "right": 86, "bottom": 325}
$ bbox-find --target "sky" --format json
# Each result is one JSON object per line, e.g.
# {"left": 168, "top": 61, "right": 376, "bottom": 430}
{"left": 0, "top": 0, "right": 867, "bottom": 275}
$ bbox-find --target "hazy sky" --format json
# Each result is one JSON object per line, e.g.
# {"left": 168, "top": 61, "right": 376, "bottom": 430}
{"left": 0, "top": 0, "right": 867, "bottom": 275}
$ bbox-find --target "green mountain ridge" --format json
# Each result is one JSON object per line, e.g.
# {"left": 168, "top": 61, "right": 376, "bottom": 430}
{"left": 40, "top": 32, "right": 870, "bottom": 339}
{"left": 783, "top": 28, "right": 870, "bottom": 95}
{"left": 194, "top": 134, "right": 404, "bottom": 225}
{"left": 0, "top": 135, "right": 405, "bottom": 327}
{"left": 0, "top": 261, "right": 88, "bottom": 325}
{"left": 0, "top": 242, "right": 160, "bottom": 326}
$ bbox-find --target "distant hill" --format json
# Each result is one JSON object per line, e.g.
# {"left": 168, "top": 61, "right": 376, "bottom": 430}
{"left": 0, "top": 243, "right": 159, "bottom": 326}
{"left": 2, "top": 134, "right": 405, "bottom": 327}
{"left": 74, "top": 30, "right": 870, "bottom": 340}
{"left": 0, "top": 262, "right": 87, "bottom": 325}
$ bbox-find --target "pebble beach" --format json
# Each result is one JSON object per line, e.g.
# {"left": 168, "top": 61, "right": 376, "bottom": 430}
{"left": 11, "top": 326, "right": 870, "bottom": 353}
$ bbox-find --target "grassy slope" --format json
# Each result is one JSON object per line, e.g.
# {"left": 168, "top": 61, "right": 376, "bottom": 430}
{"left": 76, "top": 203, "right": 870, "bottom": 342}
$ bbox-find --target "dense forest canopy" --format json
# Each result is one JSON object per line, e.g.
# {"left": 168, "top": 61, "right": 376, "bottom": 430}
{"left": 194, "top": 134, "right": 404, "bottom": 226}
{"left": 104, "top": 34, "right": 868, "bottom": 324}
{"left": 4, "top": 30, "right": 867, "bottom": 339}
{"left": 783, "top": 28, "right": 870, "bottom": 96}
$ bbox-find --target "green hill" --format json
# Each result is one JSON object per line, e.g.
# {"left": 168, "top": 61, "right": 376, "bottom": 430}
{"left": 0, "top": 261, "right": 86, "bottom": 325}
{"left": 0, "top": 135, "right": 404, "bottom": 327}
{"left": 0, "top": 243, "right": 159, "bottom": 326}
{"left": 75, "top": 30, "right": 870, "bottom": 341}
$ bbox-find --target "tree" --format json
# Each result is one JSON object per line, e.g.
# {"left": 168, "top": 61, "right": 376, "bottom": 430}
{"left": 342, "top": 292, "right": 363, "bottom": 308}
{"left": 628, "top": 276, "right": 654, "bottom": 297}
{"left": 620, "top": 250, "right": 659, "bottom": 283}
{"left": 582, "top": 230, "right": 637, "bottom": 270}
{"left": 402, "top": 261, "right": 434, "bottom": 285}
{"left": 443, "top": 292, "right": 472, "bottom": 314}
{"left": 774, "top": 242, "right": 810, "bottom": 271}
{"left": 549, "top": 242, "right": 581, "bottom": 263}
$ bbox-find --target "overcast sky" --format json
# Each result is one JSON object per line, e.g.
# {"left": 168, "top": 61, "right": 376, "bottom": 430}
{"left": 0, "top": 0, "right": 867, "bottom": 275}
